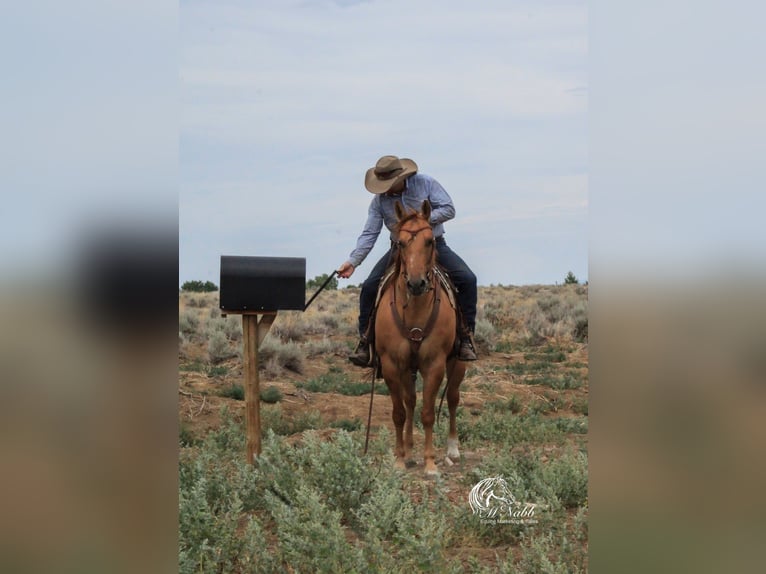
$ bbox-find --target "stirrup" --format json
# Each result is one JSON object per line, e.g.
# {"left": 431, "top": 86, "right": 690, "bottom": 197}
{"left": 349, "top": 338, "right": 372, "bottom": 367}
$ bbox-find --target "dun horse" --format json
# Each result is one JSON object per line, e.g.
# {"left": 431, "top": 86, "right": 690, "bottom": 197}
{"left": 374, "top": 200, "right": 466, "bottom": 477}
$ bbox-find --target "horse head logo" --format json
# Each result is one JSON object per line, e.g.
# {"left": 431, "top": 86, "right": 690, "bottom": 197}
{"left": 469, "top": 477, "right": 518, "bottom": 518}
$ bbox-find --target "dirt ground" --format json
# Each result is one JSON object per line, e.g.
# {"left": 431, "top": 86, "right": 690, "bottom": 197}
{"left": 179, "top": 335, "right": 588, "bottom": 485}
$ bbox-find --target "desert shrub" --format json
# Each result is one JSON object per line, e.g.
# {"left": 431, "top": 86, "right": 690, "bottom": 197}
{"left": 296, "top": 368, "right": 382, "bottom": 397}
{"left": 469, "top": 446, "right": 587, "bottom": 523}
{"left": 179, "top": 310, "right": 200, "bottom": 336}
{"left": 266, "top": 485, "right": 364, "bottom": 573}
{"left": 261, "top": 355, "right": 283, "bottom": 379}
{"left": 356, "top": 483, "right": 453, "bottom": 572}
{"left": 514, "top": 532, "right": 586, "bottom": 574}
{"left": 207, "top": 330, "right": 237, "bottom": 363}
{"left": 179, "top": 423, "right": 199, "bottom": 447}
{"left": 573, "top": 301, "right": 588, "bottom": 342}
{"left": 459, "top": 411, "right": 588, "bottom": 449}
{"left": 571, "top": 397, "right": 589, "bottom": 415}
{"left": 207, "top": 365, "right": 227, "bottom": 378}
{"left": 271, "top": 313, "right": 308, "bottom": 342}
{"left": 222, "top": 316, "right": 242, "bottom": 341}
{"left": 260, "top": 405, "right": 323, "bottom": 436}
{"left": 485, "top": 396, "right": 523, "bottom": 414}
{"left": 523, "top": 372, "right": 583, "bottom": 390}
{"left": 302, "top": 336, "right": 347, "bottom": 357}
{"left": 260, "top": 385, "right": 283, "bottom": 403}
{"left": 541, "top": 449, "right": 588, "bottom": 508}
{"left": 552, "top": 416, "right": 588, "bottom": 435}
{"left": 329, "top": 418, "right": 362, "bottom": 432}
{"left": 179, "top": 482, "right": 266, "bottom": 574}
{"left": 218, "top": 383, "right": 244, "bottom": 401}
{"left": 258, "top": 337, "right": 305, "bottom": 374}
{"left": 473, "top": 318, "right": 498, "bottom": 353}
{"left": 524, "top": 308, "right": 553, "bottom": 345}
{"left": 205, "top": 316, "right": 242, "bottom": 342}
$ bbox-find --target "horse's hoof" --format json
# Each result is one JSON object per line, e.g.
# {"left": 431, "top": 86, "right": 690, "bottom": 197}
{"left": 405, "top": 459, "right": 418, "bottom": 469}
{"left": 394, "top": 459, "right": 406, "bottom": 471}
{"left": 424, "top": 469, "right": 440, "bottom": 479}
{"left": 446, "top": 438, "right": 460, "bottom": 460}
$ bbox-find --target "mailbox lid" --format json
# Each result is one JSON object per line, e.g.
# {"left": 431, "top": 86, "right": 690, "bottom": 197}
{"left": 220, "top": 255, "right": 306, "bottom": 311}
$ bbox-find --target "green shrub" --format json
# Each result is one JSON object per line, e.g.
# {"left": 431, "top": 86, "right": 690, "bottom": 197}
{"left": 261, "top": 405, "right": 323, "bottom": 436}
{"left": 260, "top": 385, "right": 283, "bottom": 404}
{"left": 564, "top": 271, "right": 579, "bottom": 285}
{"left": 218, "top": 383, "right": 244, "bottom": 401}
{"left": 266, "top": 488, "right": 364, "bottom": 573}
{"left": 306, "top": 273, "right": 338, "bottom": 291}
{"left": 296, "top": 369, "right": 382, "bottom": 397}
{"left": 181, "top": 280, "right": 218, "bottom": 292}
{"left": 329, "top": 418, "right": 362, "bottom": 432}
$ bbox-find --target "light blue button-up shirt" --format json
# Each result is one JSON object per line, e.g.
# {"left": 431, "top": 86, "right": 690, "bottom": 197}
{"left": 348, "top": 173, "right": 456, "bottom": 268}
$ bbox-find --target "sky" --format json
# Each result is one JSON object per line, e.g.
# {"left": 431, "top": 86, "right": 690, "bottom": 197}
{"left": 179, "top": 0, "right": 588, "bottom": 287}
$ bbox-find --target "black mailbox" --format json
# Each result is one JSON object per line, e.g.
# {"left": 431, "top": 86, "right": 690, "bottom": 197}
{"left": 220, "top": 255, "right": 306, "bottom": 311}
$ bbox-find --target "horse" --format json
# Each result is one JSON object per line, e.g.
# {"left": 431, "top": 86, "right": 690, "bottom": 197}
{"left": 374, "top": 199, "right": 466, "bottom": 477}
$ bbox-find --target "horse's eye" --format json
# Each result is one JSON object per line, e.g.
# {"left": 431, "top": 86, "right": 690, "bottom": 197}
{"left": 425, "top": 238, "right": 434, "bottom": 247}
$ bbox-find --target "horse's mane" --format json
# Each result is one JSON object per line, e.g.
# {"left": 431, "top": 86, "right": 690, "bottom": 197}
{"left": 393, "top": 208, "right": 429, "bottom": 233}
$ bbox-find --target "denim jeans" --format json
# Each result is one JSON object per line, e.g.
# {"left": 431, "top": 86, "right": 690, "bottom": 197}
{"left": 357, "top": 237, "right": 477, "bottom": 337}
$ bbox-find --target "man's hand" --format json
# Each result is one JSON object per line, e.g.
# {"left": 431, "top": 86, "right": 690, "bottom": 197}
{"left": 337, "top": 261, "right": 355, "bottom": 279}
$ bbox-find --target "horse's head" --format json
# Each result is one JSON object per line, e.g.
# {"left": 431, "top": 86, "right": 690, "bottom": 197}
{"left": 394, "top": 200, "right": 435, "bottom": 297}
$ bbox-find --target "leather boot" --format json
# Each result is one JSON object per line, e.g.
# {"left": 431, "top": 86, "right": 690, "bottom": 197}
{"left": 349, "top": 337, "right": 372, "bottom": 367}
{"left": 458, "top": 331, "right": 478, "bottom": 361}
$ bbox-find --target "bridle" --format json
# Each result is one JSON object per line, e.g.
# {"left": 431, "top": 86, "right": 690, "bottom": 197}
{"left": 390, "top": 221, "right": 441, "bottom": 367}
{"left": 393, "top": 224, "right": 435, "bottom": 289}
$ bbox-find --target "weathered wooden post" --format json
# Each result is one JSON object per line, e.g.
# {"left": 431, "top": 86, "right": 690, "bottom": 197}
{"left": 220, "top": 255, "right": 306, "bottom": 463}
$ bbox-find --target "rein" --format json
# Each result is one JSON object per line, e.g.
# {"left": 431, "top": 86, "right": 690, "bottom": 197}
{"left": 390, "top": 269, "right": 442, "bottom": 369}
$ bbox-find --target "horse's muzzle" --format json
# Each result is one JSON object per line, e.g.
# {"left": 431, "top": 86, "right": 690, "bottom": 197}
{"left": 406, "top": 277, "right": 429, "bottom": 296}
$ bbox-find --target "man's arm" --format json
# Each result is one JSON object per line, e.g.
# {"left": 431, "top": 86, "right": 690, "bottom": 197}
{"left": 344, "top": 198, "right": 384, "bottom": 271}
{"left": 426, "top": 177, "right": 456, "bottom": 225}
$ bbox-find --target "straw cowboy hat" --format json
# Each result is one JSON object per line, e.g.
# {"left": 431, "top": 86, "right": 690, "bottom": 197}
{"left": 364, "top": 155, "right": 418, "bottom": 194}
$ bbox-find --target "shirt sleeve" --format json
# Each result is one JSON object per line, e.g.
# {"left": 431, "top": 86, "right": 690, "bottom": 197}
{"left": 348, "top": 198, "right": 384, "bottom": 268}
{"left": 427, "top": 177, "right": 456, "bottom": 225}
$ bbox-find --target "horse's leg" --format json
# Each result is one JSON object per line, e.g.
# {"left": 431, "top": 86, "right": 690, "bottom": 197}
{"left": 403, "top": 370, "right": 416, "bottom": 462}
{"left": 381, "top": 357, "right": 407, "bottom": 470}
{"left": 420, "top": 364, "right": 446, "bottom": 477}
{"left": 445, "top": 357, "right": 465, "bottom": 461}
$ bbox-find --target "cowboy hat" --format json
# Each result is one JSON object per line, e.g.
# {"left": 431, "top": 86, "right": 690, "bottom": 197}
{"left": 364, "top": 155, "right": 418, "bottom": 194}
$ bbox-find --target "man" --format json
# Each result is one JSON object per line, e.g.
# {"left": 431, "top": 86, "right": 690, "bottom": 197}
{"left": 338, "top": 155, "right": 478, "bottom": 366}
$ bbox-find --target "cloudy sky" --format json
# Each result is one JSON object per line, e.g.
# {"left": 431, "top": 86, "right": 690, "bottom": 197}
{"left": 180, "top": 0, "right": 588, "bottom": 287}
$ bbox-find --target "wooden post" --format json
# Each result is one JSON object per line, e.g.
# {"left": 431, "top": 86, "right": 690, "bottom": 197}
{"left": 241, "top": 312, "right": 276, "bottom": 464}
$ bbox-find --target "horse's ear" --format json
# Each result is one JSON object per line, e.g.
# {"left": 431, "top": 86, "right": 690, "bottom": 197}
{"left": 394, "top": 200, "right": 406, "bottom": 221}
{"left": 421, "top": 200, "right": 431, "bottom": 221}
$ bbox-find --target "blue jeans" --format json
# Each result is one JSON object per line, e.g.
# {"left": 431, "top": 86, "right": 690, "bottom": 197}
{"left": 358, "top": 237, "right": 477, "bottom": 337}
